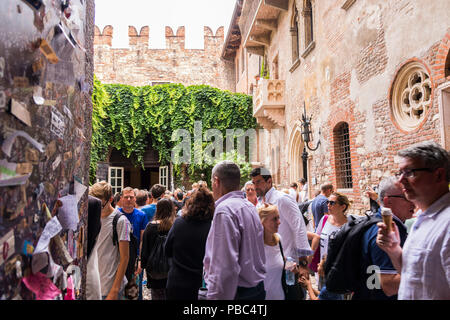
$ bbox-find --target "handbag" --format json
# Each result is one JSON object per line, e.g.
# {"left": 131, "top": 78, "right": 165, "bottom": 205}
{"left": 124, "top": 276, "right": 138, "bottom": 300}
{"left": 308, "top": 215, "right": 328, "bottom": 272}
{"left": 279, "top": 240, "right": 305, "bottom": 300}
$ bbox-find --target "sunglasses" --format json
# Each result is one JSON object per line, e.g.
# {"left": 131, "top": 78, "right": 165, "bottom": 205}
{"left": 394, "top": 167, "right": 433, "bottom": 179}
{"left": 327, "top": 200, "right": 337, "bottom": 206}
{"left": 387, "top": 195, "right": 407, "bottom": 200}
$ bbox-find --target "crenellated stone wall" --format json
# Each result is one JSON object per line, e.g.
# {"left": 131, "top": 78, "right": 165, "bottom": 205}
{"left": 94, "top": 25, "right": 235, "bottom": 91}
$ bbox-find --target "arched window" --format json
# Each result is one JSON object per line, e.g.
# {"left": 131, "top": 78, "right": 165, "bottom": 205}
{"left": 303, "top": 0, "right": 314, "bottom": 48}
{"left": 334, "top": 122, "right": 353, "bottom": 189}
{"left": 290, "top": 4, "right": 300, "bottom": 63}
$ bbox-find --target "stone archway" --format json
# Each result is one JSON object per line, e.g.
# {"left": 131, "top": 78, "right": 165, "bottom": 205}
{"left": 287, "top": 121, "right": 306, "bottom": 183}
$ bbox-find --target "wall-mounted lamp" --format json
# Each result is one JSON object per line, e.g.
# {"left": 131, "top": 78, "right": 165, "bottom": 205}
{"left": 300, "top": 101, "right": 321, "bottom": 151}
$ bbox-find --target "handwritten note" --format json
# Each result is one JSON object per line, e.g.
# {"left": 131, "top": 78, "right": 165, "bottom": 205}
{"left": 1, "top": 130, "right": 44, "bottom": 157}
{"left": 57, "top": 194, "right": 79, "bottom": 231}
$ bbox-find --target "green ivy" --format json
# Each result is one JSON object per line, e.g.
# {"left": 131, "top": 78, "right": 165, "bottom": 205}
{"left": 90, "top": 76, "right": 257, "bottom": 185}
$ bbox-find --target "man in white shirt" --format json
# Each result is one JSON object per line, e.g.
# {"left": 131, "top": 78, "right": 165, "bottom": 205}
{"left": 377, "top": 141, "right": 450, "bottom": 300}
{"left": 251, "top": 168, "right": 313, "bottom": 267}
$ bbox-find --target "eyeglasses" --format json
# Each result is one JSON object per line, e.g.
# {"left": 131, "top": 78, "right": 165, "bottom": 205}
{"left": 394, "top": 168, "right": 433, "bottom": 179}
{"left": 246, "top": 188, "right": 255, "bottom": 192}
{"left": 327, "top": 200, "right": 337, "bottom": 206}
{"left": 386, "top": 194, "right": 407, "bottom": 200}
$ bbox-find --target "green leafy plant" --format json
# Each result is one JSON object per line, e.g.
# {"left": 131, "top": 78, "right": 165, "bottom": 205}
{"left": 90, "top": 77, "right": 257, "bottom": 186}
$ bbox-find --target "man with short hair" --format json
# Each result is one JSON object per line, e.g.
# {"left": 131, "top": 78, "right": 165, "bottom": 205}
{"left": 89, "top": 181, "right": 131, "bottom": 300}
{"left": 377, "top": 141, "right": 450, "bottom": 299}
{"left": 173, "top": 191, "right": 184, "bottom": 212}
{"left": 298, "top": 178, "right": 308, "bottom": 202}
{"left": 203, "top": 161, "right": 266, "bottom": 300}
{"left": 352, "top": 176, "right": 415, "bottom": 300}
{"left": 135, "top": 189, "right": 149, "bottom": 208}
{"left": 119, "top": 187, "right": 149, "bottom": 300}
{"left": 141, "top": 184, "right": 166, "bottom": 223}
{"left": 251, "top": 167, "right": 312, "bottom": 274}
{"left": 311, "top": 183, "right": 334, "bottom": 230}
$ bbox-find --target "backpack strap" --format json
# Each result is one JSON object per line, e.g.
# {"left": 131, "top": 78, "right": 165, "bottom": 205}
{"left": 278, "top": 239, "right": 288, "bottom": 297}
{"left": 112, "top": 212, "right": 123, "bottom": 246}
{"left": 318, "top": 214, "right": 328, "bottom": 235}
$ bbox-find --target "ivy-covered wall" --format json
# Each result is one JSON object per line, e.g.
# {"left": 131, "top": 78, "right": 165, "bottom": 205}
{"left": 91, "top": 77, "right": 257, "bottom": 186}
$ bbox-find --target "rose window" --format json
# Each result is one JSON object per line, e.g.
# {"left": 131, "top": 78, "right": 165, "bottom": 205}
{"left": 391, "top": 62, "right": 432, "bottom": 131}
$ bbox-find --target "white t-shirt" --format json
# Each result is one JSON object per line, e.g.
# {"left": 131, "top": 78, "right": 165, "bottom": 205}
{"left": 317, "top": 216, "right": 342, "bottom": 261}
{"left": 264, "top": 234, "right": 285, "bottom": 300}
{"left": 86, "top": 246, "right": 101, "bottom": 300}
{"left": 289, "top": 188, "right": 302, "bottom": 204}
{"left": 96, "top": 209, "right": 131, "bottom": 297}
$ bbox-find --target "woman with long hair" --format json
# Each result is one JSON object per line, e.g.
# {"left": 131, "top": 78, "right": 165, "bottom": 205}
{"left": 315, "top": 192, "right": 351, "bottom": 300}
{"left": 164, "top": 185, "right": 215, "bottom": 300}
{"left": 258, "top": 203, "right": 286, "bottom": 300}
{"left": 141, "top": 198, "right": 176, "bottom": 300}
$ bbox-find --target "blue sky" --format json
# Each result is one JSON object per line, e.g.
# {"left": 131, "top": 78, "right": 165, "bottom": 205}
{"left": 94, "top": 0, "right": 236, "bottom": 49}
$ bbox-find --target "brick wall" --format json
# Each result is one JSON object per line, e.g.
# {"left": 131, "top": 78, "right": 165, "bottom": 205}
{"left": 238, "top": 0, "right": 450, "bottom": 215}
{"left": 94, "top": 25, "right": 235, "bottom": 91}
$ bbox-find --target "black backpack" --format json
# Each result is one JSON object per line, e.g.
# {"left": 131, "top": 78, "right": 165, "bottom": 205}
{"left": 324, "top": 213, "right": 382, "bottom": 294}
{"left": 112, "top": 213, "right": 139, "bottom": 282}
{"left": 145, "top": 227, "right": 169, "bottom": 280}
{"left": 298, "top": 200, "right": 312, "bottom": 226}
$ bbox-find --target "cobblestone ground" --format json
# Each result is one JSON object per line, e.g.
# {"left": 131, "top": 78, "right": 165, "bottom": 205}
{"left": 142, "top": 272, "right": 152, "bottom": 300}
{"left": 142, "top": 272, "right": 319, "bottom": 300}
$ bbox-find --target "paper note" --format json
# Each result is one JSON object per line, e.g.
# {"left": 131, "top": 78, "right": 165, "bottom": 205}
{"left": 39, "top": 39, "right": 59, "bottom": 64}
{"left": 0, "top": 90, "right": 6, "bottom": 110}
{"left": 57, "top": 194, "right": 79, "bottom": 231}
{"left": 0, "top": 159, "right": 31, "bottom": 187}
{"left": 52, "top": 155, "right": 61, "bottom": 171}
{"left": 33, "top": 86, "right": 45, "bottom": 105}
{"left": 32, "top": 216, "right": 63, "bottom": 276}
{"left": 50, "top": 107, "right": 65, "bottom": 139}
{"left": 34, "top": 216, "right": 62, "bottom": 254}
{"left": 11, "top": 99, "right": 32, "bottom": 126}
{"left": 0, "top": 229, "right": 15, "bottom": 266}
{"left": 74, "top": 179, "right": 87, "bottom": 203}
{"left": 0, "top": 56, "right": 4, "bottom": 78}
{"left": 22, "top": 272, "right": 61, "bottom": 300}
{"left": 1, "top": 130, "right": 44, "bottom": 157}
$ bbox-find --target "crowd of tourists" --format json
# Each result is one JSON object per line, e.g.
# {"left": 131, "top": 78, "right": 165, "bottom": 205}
{"left": 85, "top": 140, "right": 450, "bottom": 300}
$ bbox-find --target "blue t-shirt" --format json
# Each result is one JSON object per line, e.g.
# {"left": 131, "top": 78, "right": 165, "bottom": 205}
{"left": 311, "top": 195, "right": 329, "bottom": 230}
{"left": 352, "top": 210, "right": 408, "bottom": 300}
{"left": 119, "top": 207, "right": 149, "bottom": 251}
{"left": 140, "top": 204, "right": 156, "bottom": 222}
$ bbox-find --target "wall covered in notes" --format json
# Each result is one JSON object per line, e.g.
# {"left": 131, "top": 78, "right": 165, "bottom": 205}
{"left": 0, "top": 0, "right": 94, "bottom": 300}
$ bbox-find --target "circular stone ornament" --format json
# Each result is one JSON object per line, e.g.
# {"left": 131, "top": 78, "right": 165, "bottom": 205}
{"left": 391, "top": 61, "right": 432, "bottom": 132}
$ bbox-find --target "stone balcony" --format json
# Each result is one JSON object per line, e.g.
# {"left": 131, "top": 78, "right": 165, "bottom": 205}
{"left": 240, "top": 0, "right": 288, "bottom": 56}
{"left": 253, "top": 79, "right": 286, "bottom": 130}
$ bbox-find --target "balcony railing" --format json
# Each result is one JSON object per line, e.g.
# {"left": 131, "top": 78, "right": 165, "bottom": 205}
{"left": 253, "top": 79, "right": 285, "bottom": 129}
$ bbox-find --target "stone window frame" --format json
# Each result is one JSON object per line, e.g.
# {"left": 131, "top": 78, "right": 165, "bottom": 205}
{"left": 301, "top": 0, "right": 315, "bottom": 59}
{"left": 289, "top": 2, "right": 301, "bottom": 72}
{"left": 389, "top": 60, "right": 433, "bottom": 133}
{"left": 333, "top": 122, "right": 353, "bottom": 190}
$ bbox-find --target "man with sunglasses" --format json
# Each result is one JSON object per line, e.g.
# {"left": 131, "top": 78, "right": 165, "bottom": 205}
{"left": 352, "top": 177, "right": 415, "bottom": 300}
{"left": 377, "top": 141, "right": 450, "bottom": 299}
